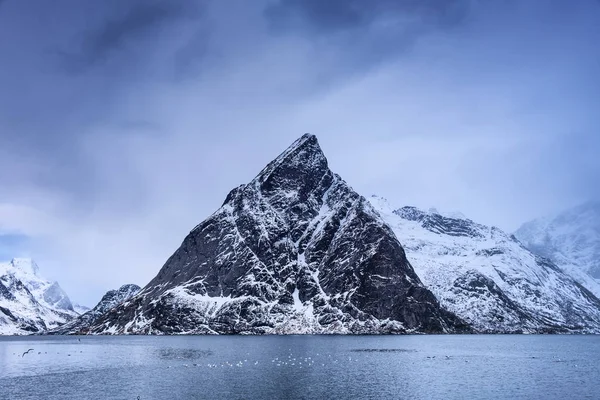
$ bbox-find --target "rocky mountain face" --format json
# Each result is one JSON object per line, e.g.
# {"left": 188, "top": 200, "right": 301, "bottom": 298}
{"left": 81, "top": 134, "right": 468, "bottom": 335}
{"left": 369, "top": 197, "right": 600, "bottom": 333}
{"left": 515, "top": 202, "right": 600, "bottom": 295}
{"left": 52, "top": 284, "right": 140, "bottom": 334}
{"left": 0, "top": 258, "right": 78, "bottom": 334}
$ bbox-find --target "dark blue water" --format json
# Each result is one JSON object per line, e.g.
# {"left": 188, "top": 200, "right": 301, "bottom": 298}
{"left": 1, "top": 335, "right": 598, "bottom": 399}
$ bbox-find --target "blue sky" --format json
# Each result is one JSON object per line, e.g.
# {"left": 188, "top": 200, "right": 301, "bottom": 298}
{"left": 0, "top": 0, "right": 599, "bottom": 306}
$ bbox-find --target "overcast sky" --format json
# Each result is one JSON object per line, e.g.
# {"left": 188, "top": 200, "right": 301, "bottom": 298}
{"left": 1, "top": 0, "right": 599, "bottom": 306}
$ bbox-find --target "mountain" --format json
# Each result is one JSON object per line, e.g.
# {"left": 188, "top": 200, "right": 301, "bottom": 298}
{"left": 0, "top": 258, "right": 78, "bottom": 334}
{"left": 51, "top": 284, "right": 140, "bottom": 334}
{"left": 369, "top": 196, "right": 600, "bottom": 333}
{"left": 73, "top": 303, "right": 91, "bottom": 315}
{"left": 515, "top": 202, "right": 600, "bottom": 296}
{"left": 78, "top": 134, "right": 468, "bottom": 335}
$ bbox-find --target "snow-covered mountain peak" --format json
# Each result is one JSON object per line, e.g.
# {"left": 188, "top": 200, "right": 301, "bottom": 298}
{"left": 263, "top": 133, "right": 321, "bottom": 168}
{"left": 392, "top": 205, "right": 484, "bottom": 239}
{"left": 1, "top": 258, "right": 46, "bottom": 293}
{"left": 80, "top": 135, "right": 467, "bottom": 335}
{"left": 7, "top": 258, "right": 40, "bottom": 277}
{"left": 515, "top": 201, "right": 600, "bottom": 282}
{"left": 0, "top": 258, "right": 76, "bottom": 313}
{"left": 0, "top": 258, "right": 78, "bottom": 334}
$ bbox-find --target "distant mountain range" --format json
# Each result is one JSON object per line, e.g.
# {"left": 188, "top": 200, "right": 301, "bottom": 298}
{"left": 1, "top": 134, "right": 599, "bottom": 335}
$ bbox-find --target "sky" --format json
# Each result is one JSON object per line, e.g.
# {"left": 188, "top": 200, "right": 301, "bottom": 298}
{"left": 0, "top": 0, "right": 599, "bottom": 306}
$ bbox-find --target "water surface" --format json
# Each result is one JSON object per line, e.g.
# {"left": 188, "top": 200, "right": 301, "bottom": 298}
{"left": 1, "top": 335, "right": 598, "bottom": 399}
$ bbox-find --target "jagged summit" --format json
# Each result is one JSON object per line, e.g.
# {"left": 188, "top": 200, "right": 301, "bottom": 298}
{"left": 50, "top": 284, "right": 140, "bottom": 334}
{"left": 255, "top": 133, "right": 322, "bottom": 176}
{"left": 250, "top": 133, "right": 328, "bottom": 195}
{"left": 81, "top": 134, "right": 467, "bottom": 335}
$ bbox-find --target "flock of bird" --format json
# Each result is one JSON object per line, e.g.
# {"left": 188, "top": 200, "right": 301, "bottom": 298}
{"left": 163, "top": 350, "right": 358, "bottom": 369}
{"left": 15, "top": 351, "right": 83, "bottom": 357}
{"left": 13, "top": 344, "right": 460, "bottom": 367}
{"left": 10, "top": 345, "right": 581, "bottom": 371}
{"left": 156, "top": 350, "right": 480, "bottom": 370}
{"left": 14, "top": 348, "right": 84, "bottom": 358}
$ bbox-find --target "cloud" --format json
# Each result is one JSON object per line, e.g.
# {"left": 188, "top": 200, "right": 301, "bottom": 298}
{"left": 1, "top": 0, "right": 599, "bottom": 306}
{"left": 266, "top": 0, "right": 469, "bottom": 33}
{"left": 173, "top": 27, "right": 212, "bottom": 79}
{"left": 57, "top": 0, "right": 200, "bottom": 74}
{"left": 0, "top": 0, "right": 208, "bottom": 210}
{"left": 263, "top": 0, "right": 472, "bottom": 84}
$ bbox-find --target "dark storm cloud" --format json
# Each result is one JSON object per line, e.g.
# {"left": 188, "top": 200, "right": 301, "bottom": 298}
{"left": 266, "top": 0, "right": 469, "bottom": 33}
{"left": 264, "top": 0, "right": 471, "bottom": 80}
{"left": 0, "top": 0, "right": 206, "bottom": 208}
{"left": 57, "top": 0, "right": 199, "bottom": 74}
{"left": 173, "top": 27, "right": 212, "bottom": 79}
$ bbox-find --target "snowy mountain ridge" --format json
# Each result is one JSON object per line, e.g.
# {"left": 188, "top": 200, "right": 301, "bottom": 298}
{"left": 369, "top": 196, "right": 600, "bottom": 333}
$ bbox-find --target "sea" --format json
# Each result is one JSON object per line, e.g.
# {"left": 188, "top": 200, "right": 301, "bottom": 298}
{"left": 1, "top": 335, "right": 598, "bottom": 399}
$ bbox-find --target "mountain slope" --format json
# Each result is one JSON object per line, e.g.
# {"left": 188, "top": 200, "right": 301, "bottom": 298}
{"left": 369, "top": 197, "right": 600, "bottom": 333}
{"left": 0, "top": 259, "right": 77, "bottom": 334}
{"left": 82, "top": 134, "right": 467, "bottom": 335}
{"left": 51, "top": 284, "right": 140, "bottom": 334}
{"left": 515, "top": 201, "right": 600, "bottom": 295}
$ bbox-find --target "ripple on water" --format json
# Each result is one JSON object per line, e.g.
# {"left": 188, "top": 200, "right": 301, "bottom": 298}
{"left": 155, "top": 348, "right": 213, "bottom": 360}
